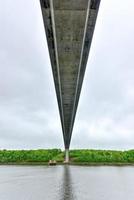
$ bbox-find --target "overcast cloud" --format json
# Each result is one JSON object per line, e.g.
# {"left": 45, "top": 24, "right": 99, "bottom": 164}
{"left": 0, "top": 0, "right": 134, "bottom": 150}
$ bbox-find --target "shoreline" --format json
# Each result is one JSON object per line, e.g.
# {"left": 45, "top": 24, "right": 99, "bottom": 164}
{"left": 0, "top": 162, "right": 134, "bottom": 166}
{"left": 0, "top": 149, "right": 134, "bottom": 166}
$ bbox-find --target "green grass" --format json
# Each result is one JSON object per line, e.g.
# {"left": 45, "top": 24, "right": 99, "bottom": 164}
{"left": 69, "top": 149, "right": 134, "bottom": 164}
{"left": 0, "top": 149, "right": 134, "bottom": 165}
{"left": 0, "top": 149, "right": 62, "bottom": 164}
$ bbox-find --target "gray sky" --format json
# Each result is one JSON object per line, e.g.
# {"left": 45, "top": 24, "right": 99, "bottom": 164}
{"left": 0, "top": 0, "right": 134, "bottom": 150}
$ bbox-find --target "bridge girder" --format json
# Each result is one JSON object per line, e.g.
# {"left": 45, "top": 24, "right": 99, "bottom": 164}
{"left": 40, "top": 0, "right": 101, "bottom": 149}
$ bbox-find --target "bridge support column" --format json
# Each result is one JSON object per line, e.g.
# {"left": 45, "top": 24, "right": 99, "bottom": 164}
{"left": 65, "top": 149, "right": 69, "bottom": 163}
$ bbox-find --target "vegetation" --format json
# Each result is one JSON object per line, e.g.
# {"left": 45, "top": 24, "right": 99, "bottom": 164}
{"left": 69, "top": 149, "right": 134, "bottom": 165}
{"left": 0, "top": 149, "right": 134, "bottom": 165}
{"left": 0, "top": 149, "right": 61, "bottom": 164}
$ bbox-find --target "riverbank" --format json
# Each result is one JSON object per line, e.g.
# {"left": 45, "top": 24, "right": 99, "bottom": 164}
{"left": 0, "top": 149, "right": 134, "bottom": 166}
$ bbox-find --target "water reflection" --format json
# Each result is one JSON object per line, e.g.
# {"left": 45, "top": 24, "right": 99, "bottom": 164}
{"left": 1, "top": 166, "right": 134, "bottom": 200}
{"left": 59, "top": 166, "right": 77, "bottom": 200}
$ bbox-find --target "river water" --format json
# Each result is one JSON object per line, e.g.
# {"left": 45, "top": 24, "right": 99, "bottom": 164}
{"left": 0, "top": 165, "right": 133, "bottom": 200}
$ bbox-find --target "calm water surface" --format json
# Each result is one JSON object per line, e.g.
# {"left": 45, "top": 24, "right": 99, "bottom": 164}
{"left": 0, "top": 165, "right": 134, "bottom": 200}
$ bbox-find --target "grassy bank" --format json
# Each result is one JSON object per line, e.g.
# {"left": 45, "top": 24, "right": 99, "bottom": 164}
{"left": 0, "top": 149, "right": 62, "bottom": 165}
{"left": 0, "top": 149, "right": 134, "bottom": 165}
{"left": 69, "top": 149, "right": 134, "bottom": 165}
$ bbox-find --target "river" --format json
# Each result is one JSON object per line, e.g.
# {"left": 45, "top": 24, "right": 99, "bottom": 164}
{"left": 0, "top": 165, "right": 133, "bottom": 200}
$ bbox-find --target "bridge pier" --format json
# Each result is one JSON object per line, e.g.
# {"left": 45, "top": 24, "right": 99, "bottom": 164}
{"left": 65, "top": 149, "right": 69, "bottom": 163}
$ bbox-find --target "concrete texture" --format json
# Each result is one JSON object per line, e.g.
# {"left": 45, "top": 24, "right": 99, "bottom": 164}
{"left": 40, "top": 0, "right": 101, "bottom": 149}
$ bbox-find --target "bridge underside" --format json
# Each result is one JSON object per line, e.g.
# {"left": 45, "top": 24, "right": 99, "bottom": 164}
{"left": 40, "top": 0, "right": 101, "bottom": 149}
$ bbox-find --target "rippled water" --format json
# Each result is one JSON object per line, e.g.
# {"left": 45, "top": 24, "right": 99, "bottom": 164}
{"left": 0, "top": 165, "right": 134, "bottom": 200}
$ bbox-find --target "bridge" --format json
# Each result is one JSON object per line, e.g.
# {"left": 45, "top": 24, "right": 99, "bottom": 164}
{"left": 40, "top": 0, "right": 101, "bottom": 162}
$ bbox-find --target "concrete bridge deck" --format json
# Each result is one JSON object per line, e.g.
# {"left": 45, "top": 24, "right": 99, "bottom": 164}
{"left": 40, "top": 0, "right": 101, "bottom": 153}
